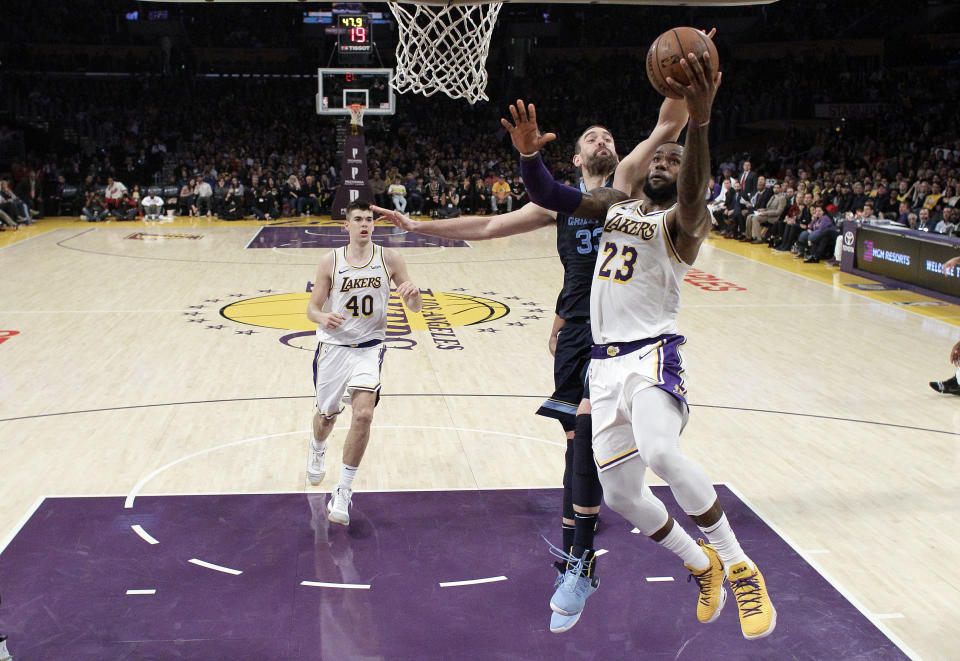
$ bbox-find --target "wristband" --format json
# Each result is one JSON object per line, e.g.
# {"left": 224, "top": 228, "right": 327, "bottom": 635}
{"left": 519, "top": 150, "right": 540, "bottom": 159}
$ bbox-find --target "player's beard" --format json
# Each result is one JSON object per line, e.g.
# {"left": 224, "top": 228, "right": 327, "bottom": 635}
{"left": 582, "top": 149, "right": 619, "bottom": 177}
{"left": 643, "top": 176, "right": 678, "bottom": 204}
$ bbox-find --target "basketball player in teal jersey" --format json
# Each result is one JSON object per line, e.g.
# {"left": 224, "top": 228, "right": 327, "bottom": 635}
{"left": 305, "top": 199, "right": 422, "bottom": 526}
{"left": 373, "top": 97, "right": 689, "bottom": 633}
{"left": 506, "top": 50, "right": 776, "bottom": 640}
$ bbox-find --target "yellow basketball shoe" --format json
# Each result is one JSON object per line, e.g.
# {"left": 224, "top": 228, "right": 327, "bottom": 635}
{"left": 685, "top": 539, "right": 726, "bottom": 623}
{"left": 728, "top": 561, "right": 777, "bottom": 639}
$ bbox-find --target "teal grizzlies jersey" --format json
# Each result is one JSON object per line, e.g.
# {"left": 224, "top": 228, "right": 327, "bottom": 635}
{"left": 590, "top": 200, "right": 689, "bottom": 344}
{"left": 554, "top": 178, "right": 611, "bottom": 320}
{"left": 316, "top": 244, "right": 391, "bottom": 345}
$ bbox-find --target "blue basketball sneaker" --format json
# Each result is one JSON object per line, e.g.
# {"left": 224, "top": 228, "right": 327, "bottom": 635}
{"left": 546, "top": 542, "right": 599, "bottom": 621}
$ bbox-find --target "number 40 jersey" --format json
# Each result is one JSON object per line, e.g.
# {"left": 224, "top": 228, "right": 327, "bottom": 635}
{"left": 590, "top": 199, "right": 690, "bottom": 344}
{"left": 316, "top": 244, "right": 392, "bottom": 345}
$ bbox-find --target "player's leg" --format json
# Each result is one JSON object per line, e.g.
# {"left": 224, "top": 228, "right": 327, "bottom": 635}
{"left": 631, "top": 387, "right": 776, "bottom": 639}
{"left": 327, "top": 388, "right": 376, "bottom": 526}
{"left": 930, "top": 365, "right": 960, "bottom": 394}
{"left": 571, "top": 397, "right": 601, "bottom": 561}
{"left": 328, "top": 345, "right": 384, "bottom": 526}
{"left": 561, "top": 428, "right": 576, "bottom": 553}
{"left": 309, "top": 342, "right": 349, "bottom": 485}
{"left": 308, "top": 409, "right": 337, "bottom": 485}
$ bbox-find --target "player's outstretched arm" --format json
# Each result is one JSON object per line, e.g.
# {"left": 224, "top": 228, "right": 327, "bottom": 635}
{"left": 373, "top": 203, "right": 556, "bottom": 240}
{"left": 306, "top": 251, "right": 346, "bottom": 329}
{"left": 383, "top": 248, "right": 422, "bottom": 313}
{"left": 664, "top": 51, "right": 721, "bottom": 264}
{"left": 502, "top": 99, "right": 625, "bottom": 220}
{"left": 613, "top": 97, "right": 688, "bottom": 197}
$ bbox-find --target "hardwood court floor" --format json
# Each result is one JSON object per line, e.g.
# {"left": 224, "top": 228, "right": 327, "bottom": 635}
{"left": 1, "top": 215, "right": 958, "bottom": 659}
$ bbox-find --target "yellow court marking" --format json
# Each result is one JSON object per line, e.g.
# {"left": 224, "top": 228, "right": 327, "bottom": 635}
{"left": 221, "top": 291, "right": 509, "bottom": 331}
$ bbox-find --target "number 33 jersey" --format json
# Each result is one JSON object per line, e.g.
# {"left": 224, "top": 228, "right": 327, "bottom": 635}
{"left": 590, "top": 200, "right": 690, "bottom": 344}
{"left": 316, "top": 244, "right": 392, "bottom": 345}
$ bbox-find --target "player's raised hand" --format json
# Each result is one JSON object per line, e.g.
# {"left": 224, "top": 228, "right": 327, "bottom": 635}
{"left": 395, "top": 281, "right": 420, "bottom": 304}
{"left": 372, "top": 204, "right": 418, "bottom": 231}
{"left": 320, "top": 312, "right": 346, "bottom": 329}
{"left": 664, "top": 52, "right": 722, "bottom": 126}
{"left": 501, "top": 99, "right": 556, "bottom": 156}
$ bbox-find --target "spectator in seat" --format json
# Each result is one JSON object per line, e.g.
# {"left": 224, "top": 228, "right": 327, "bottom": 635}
{"left": 490, "top": 176, "right": 512, "bottom": 214}
{"left": 775, "top": 191, "right": 812, "bottom": 252}
{"left": 283, "top": 174, "right": 301, "bottom": 217}
{"left": 82, "top": 190, "right": 107, "bottom": 222}
{"left": 104, "top": 177, "right": 128, "bottom": 210}
{"left": 369, "top": 171, "right": 387, "bottom": 209}
{"left": 14, "top": 171, "right": 42, "bottom": 219}
{"left": 142, "top": 190, "right": 164, "bottom": 220}
{"left": 510, "top": 175, "right": 527, "bottom": 208}
{"left": 797, "top": 204, "right": 838, "bottom": 263}
{"left": 298, "top": 175, "right": 321, "bottom": 216}
{"left": 195, "top": 177, "right": 213, "bottom": 216}
{"left": 746, "top": 182, "right": 787, "bottom": 243}
{"left": 387, "top": 177, "right": 407, "bottom": 213}
{"left": 179, "top": 177, "right": 198, "bottom": 217}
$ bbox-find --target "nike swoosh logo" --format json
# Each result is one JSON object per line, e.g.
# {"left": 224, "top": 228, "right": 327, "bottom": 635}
{"left": 338, "top": 268, "right": 350, "bottom": 274}
{"left": 371, "top": 266, "right": 382, "bottom": 270}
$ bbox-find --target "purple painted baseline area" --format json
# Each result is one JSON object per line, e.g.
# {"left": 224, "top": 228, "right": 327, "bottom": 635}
{"left": 249, "top": 225, "right": 468, "bottom": 249}
{"left": 0, "top": 487, "right": 905, "bottom": 660}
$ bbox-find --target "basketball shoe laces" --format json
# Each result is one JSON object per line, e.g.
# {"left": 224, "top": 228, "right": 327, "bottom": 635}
{"left": 688, "top": 566, "right": 716, "bottom": 607}
{"left": 731, "top": 572, "right": 763, "bottom": 618}
{"left": 544, "top": 538, "right": 592, "bottom": 592}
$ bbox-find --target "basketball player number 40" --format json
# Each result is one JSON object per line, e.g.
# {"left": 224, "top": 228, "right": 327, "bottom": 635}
{"left": 345, "top": 295, "right": 374, "bottom": 317}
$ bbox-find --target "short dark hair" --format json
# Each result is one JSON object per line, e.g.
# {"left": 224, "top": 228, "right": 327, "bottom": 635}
{"left": 574, "top": 125, "right": 611, "bottom": 155}
{"left": 346, "top": 199, "right": 372, "bottom": 216}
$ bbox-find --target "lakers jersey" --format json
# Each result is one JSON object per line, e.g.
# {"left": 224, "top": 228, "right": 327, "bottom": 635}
{"left": 316, "top": 244, "right": 391, "bottom": 345}
{"left": 590, "top": 200, "right": 689, "bottom": 344}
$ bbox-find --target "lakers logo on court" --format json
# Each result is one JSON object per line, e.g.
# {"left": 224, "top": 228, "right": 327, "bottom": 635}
{"left": 186, "top": 288, "right": 528, "bottom": 351}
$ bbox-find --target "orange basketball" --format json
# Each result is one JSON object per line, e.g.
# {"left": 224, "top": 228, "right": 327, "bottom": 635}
{"left": 645, "top": 27, "right": 719, "bottom": 99}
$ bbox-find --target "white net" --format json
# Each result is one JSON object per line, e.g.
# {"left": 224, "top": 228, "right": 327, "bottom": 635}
{"left": 387, "top": 1, "right": 504, "bottom": 105}
{"left": 348, "top": 103, "right": 365, "bottom": 128}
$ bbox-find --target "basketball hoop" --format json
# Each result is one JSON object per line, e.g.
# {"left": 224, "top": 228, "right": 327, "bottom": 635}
{"left": 387, "top": 1, "right": 503, "bottom": 105}
{"left": 348, "top": 103, "right": 365, "bottom": 128}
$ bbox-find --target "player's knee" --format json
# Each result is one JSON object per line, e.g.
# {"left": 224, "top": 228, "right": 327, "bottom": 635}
{"left": 351, "top": 406, "right": 375, "bottom": 429}
{"left": 646, "top": 448, "right": 684, "bottom": 481}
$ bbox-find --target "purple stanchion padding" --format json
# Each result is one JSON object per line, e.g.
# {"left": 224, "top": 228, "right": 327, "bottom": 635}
{"left": 248, "top": 226, "right": 467, "bottom": 249}
{"left": 0, "top": 488, "right": 907, "bottom": 659}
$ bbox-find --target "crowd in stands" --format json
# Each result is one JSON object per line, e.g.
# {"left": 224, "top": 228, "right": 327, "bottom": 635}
{"left": 1, "top": 2, "right": 958, "bottom": 237}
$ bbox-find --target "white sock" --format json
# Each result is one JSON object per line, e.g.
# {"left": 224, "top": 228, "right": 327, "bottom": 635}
{"left": 658, "top": 522, "right": 709, "bottom": 570}
{"left": 311, "top": 438, "right": 327, "bottom": 453}
{"left": 338, "top": 464, "right": 358, "bottom": 491}
{"left": 699, "top": 513, "right": 752, "bottom": 572}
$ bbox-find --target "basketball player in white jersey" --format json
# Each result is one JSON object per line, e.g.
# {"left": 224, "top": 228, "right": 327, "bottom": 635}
{"left": 370, "top": 100, "right": 689, "bottom": 633}
{"left": 505, "top": 51, "right": 776, "bottom": 640}
{"left": 305, "top": 199, "right": 422, "bottom": 525}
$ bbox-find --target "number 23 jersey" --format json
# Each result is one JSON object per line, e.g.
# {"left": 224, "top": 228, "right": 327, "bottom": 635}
{"left": 590, "top": 200, "right": 690, "bottom": 344}
{"left": 316, "top": 244, "right": 391, "bottom": 345}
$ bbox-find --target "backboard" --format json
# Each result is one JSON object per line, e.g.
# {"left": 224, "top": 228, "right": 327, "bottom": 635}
{"left": 317, "top": 68, "right": 396, "bottom": 116}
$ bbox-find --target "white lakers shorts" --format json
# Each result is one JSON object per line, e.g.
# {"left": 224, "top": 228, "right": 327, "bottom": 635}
{"left": 313, "top": 341, "right": 385, "bottom": 417}
{"left": 589, "top": 335, "right": 689, "bottom": 471}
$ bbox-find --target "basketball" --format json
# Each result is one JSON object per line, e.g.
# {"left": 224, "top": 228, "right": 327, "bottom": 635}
{"left": 645, "top": 27, "right": 719, "bottom": 99}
